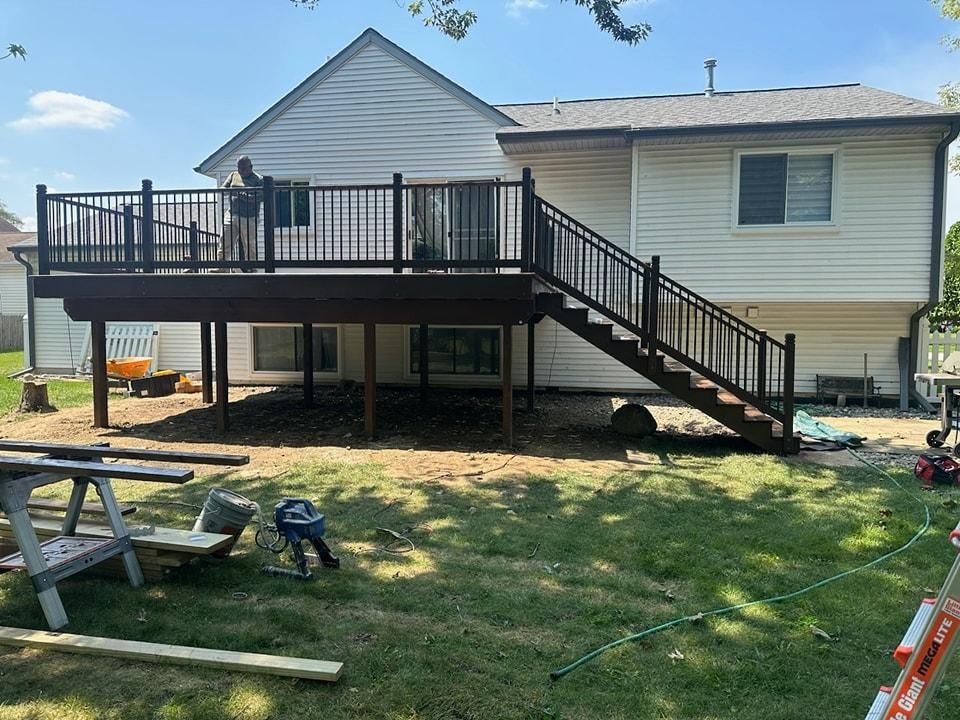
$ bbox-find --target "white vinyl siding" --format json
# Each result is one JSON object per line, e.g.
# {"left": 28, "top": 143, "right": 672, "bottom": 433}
{"left": 635, "top": 134, "right": 937, "bottom": 302}
{"left": 0, "top": 264, "right": 26, "bottom": 317}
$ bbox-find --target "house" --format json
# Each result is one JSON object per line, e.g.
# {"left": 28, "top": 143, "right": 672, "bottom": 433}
{"left": 0, "top": 222, "right": 32, "bottom": 352}
{"left": 25, "top": 28, "right": 960, "bottom": 453}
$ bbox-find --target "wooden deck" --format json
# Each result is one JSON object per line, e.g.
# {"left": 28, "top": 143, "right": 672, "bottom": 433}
{"left": 34, "top": 272, "right": 541, "bottom": 444}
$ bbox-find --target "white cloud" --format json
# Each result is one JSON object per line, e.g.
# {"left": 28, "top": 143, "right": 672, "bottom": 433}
{"left": 506, "top": 0, "right": 546, "bottom": 17}
{"left": 19, "top": 216, "right": 37, "bottom": 233}
{"left": 7, "top": 90, "right": 129, "bottom": 131}
{"left": 54, "top": 170, "right": 76, "bottom": 181}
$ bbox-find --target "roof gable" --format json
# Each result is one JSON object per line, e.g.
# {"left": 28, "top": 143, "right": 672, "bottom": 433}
{"left": 196, "top": 28, "right": 516, "bottom": 175}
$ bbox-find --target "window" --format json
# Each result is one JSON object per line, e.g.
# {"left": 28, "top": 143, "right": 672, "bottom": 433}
{"left": 275, "top": 180, "right": 310, "bottom": 228}
{"left": 737, "top": 152, "right": 834, "bottom": 226}
{"left": 409, "top": 327, "right": 500, "bottom": 376}
{"left": 252, "top": 326, "right": 337, "bottom": 372}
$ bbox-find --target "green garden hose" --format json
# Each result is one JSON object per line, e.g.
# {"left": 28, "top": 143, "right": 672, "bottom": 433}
{"left": 550, "top": 450, "right": 934, "bottom": 680}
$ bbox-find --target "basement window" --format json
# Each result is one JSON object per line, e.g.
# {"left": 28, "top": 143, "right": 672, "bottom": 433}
{"left": 736, "top": 151, "right": 835, "bottom": 226}
{"left": 409, "top": 327, "right": 500, "bottom": 376}
{"left": 252, "top": 325, "right": 337, "bottom": 372}
{"left": 274, "top": 180, "right": 310, "bottom": 228}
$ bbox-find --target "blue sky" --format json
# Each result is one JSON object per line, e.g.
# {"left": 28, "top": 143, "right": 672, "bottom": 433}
{"left": 1, "top": 0, "right": 959, "bottom": 230}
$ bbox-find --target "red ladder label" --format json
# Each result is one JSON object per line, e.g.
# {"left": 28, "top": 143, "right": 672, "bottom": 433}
{"left": 885, "top": 597, "right": 960, "bottom": 719}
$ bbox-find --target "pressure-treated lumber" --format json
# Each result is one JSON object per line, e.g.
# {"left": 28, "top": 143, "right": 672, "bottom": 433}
{"left": 0, "top": 441, "right": 248, "bottom": 466}
{"left": 0, "top": 455, "right": 193, "bottom": 483}
{"left": 0, "top": 515, "right": 232, "bottom": 554}
{"left": 25, "top": 497, "right": 136, "bottom": 516}
{"left": 0, "top": 626, "right": 343, "bottom": 682}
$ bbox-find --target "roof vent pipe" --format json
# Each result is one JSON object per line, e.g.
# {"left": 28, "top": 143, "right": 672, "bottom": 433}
{"left": 553, "top": 96, "right": 560, "bottom": 114}
{"left": 704, "top": 58, "right": 717, "bottom": 97}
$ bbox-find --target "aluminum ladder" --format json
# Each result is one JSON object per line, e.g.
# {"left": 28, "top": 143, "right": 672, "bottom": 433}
{"left": 865, "top": 520, "right": 960, "bottom": 719}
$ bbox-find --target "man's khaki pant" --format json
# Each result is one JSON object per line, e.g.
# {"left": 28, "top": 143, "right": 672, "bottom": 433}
{"left": 218, "top": 213, "right": 259, "bottom": 268}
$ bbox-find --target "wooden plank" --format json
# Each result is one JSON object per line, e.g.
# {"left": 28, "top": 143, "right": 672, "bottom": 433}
{"left": 25, "top": 497, "right": 136, "bottom": 516}
{"left": 0, "top": 441, "right": 248, "bottom": 466}
{"left": 63, "top": 298, "right": 537, "bottom": 326}
{"left": 0, "top": 516, "right": 232, "bottom": 554}
{"left": 0, "top": 455, "right": 193, "bottom": 484}
{"left": 35, "top": 272, "right": 535, "bottom": 301}
{"left": 215, "top": 322, "right": 229, "bottom": 433}
{"left": 364, "top": 322, "right": 376, "bottom": 439}
{"left": 0, "top": 626, "right": 343, "bottom": 682}
{"left": 200, "top": 321, "right": 213, "bottom": 404}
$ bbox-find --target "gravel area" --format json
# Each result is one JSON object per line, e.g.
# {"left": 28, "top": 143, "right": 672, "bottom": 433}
{"left": 795, "top": 402, "right": 933, "bottom": 420}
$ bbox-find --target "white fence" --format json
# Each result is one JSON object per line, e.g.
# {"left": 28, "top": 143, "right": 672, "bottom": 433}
{"left": 917, "top": 321, "right": 960, "bottom": 401}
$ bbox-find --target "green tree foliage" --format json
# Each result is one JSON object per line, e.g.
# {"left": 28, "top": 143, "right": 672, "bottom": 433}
{"left": 1, "top": 43, "right": 26, "bottom": 61}
{"left": 933, "top": 0, "right": 960, "bottom": 171}
{"left": 0, "top": 199, "right": 22, "bottom": 229}
{"left": 289, "top": 0, "right": 650, "bottom": 44}
{"left": 927, "top": 221, "right": 960, "bottom": 329}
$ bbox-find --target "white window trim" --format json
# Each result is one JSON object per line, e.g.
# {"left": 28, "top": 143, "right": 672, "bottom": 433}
{"left": 274, "top": 178, "right": 312, "bottom": 229}
{"left": 401, "top": 325, "right": 503, "bottom": 383}
{"left": 248, "top": 323, "right": 343, "bottom": 380}
{"left": 731, "top": 147, "right": 840, "bottom": 233}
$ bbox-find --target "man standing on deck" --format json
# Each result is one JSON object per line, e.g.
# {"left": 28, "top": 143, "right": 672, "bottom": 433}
{"left": 217, "top": 155, "right": 263, "bottom": 272}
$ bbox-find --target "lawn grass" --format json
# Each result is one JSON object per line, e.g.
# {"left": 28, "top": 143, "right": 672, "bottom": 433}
{"left": 0, "top": 349, "right": 93, "bottom": 415}
{"left": 0, "top": 448, "right": 958, "bottom": 719}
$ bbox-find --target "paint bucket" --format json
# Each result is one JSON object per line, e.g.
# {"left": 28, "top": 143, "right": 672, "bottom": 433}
{"left": 192, "top": 488, "right": 257, "bottom": 558}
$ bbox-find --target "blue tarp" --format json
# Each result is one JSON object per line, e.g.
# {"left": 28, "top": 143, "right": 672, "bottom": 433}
{"left": 794, "top": 410, "right": 865, "bottom": 448}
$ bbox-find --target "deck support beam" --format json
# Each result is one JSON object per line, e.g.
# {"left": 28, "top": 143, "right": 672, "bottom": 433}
{"left": 419, "top": 324, "right": 429, "bottom": 401}
{"left": 302, "top": 323, "right": 314, "bottom": 407}
{"left": 200, "top": 322, "right": 213, "bottom": 404}
{"left": 214, "top": 322, "right": 229, "bottom": 432}
{"left": 502, "top": 324, "right": 513, "bottom": 447}
{"left": 364, "top": 322, "right": 376, "bottom": 439}
{"left": 91, "top": 320, "right": 108, "bottom": 428}
{"left": 526, "top": 322, "right": 535, "bottom": 412}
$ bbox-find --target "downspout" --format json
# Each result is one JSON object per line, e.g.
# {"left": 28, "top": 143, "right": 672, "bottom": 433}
{"left": 909, "top": 120, "right": 960, "bottom": 409}
{"left": 11, "top": 247, "right": 36, "bottom": 372}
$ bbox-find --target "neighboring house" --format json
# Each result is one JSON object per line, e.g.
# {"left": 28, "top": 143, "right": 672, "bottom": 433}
{"left": 24, "top": 28, "right": 959, "bottom": 424}
{"left": 0, "top": 226, "right": 32, "bottom": 352}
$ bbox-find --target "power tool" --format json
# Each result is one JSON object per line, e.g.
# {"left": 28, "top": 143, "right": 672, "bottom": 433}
{"left": 257, "top": 498, "right": 340, "bottom": 580}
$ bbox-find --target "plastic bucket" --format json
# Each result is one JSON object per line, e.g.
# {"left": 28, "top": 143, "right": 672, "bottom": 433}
{"left": 192, "top": 488, "right": 257, "bottom": 558}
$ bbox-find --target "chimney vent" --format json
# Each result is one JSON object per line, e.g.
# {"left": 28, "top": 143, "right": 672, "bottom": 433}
{"left": 553, "top": 96, "right": 560, "bottom": 114}
{"left": 704, "top": 58, "right": 718, "bottom": 97}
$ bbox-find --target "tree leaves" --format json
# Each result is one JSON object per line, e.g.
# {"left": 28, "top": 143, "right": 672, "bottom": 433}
{"left": 926, "top": 221, "right": 960, "bottom": 330}
{"left": 0, "top": 199, "right": 23, "bottom": 229}
{"left": 288, "top": 0, "right": 650, "bottom": 44}
{"left": 1, "top": 43, "right": 27, "bottom": 61}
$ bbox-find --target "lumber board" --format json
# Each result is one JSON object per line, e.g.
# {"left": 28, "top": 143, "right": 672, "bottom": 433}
{"left": 0, "top": 441, "right": 249, "bottom": 467}
{"left": 0, "top": 627, "right": 343, "bottom": 682}
{"left": 25, "top": 498, "right": 136, "bottom": 516}
{"left": 0, "top": 455, "right": 193, "bottom": 484}
{"left": 0, "top": 516, "right": 232, "bottom": 554}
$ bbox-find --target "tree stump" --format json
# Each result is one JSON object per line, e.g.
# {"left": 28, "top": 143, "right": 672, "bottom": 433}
{"left": 17, "top": 381, "right": 56, "bottom": 413}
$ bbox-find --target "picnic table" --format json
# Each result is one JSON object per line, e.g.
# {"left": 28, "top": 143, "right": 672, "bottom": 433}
{"left": 0, "top": 441, "right": 248, "bottom": 630}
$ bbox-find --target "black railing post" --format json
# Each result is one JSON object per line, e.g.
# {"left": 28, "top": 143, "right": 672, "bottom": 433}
{"left": 36, "top": 184, "right": 49, "bottom": 275}
{"left": 122, "top": 204, "right": 135, "bottom": 272}
{"left": 262, "top": 175, "right": 275, "bottom": 273}
{"left": 141, "top": 179, "right": 154, "bottom": 273}
{"left": 783, "top": 333, "right": 796, "bottom": 454}
{"left": 392, "top": 172, "right": 403, "bottom": 273}
{"left": 757, "top": 330, "right": 768, "bottom": 405}
{"left": 646, "top": 255, "right": 660, "bottom": 366}
{"left": 520, "top": 167, "right": 533, "bottom": 272}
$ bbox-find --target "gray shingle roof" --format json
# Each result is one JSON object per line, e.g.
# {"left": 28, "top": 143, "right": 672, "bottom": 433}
{"left": 494, "top": 84, "right": 954, "bottom": 135}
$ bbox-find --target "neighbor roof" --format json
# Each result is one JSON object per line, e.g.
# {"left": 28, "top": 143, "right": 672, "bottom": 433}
{"left": 0, "top": 232, "right": 36, "bottom": 262}
{"left": 495, "top": 84, "right": 957, "bottom": 139}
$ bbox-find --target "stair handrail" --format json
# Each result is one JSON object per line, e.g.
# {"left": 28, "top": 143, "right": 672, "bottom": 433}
{"left": 531, "top": 193, "right": 794, "bottom": 433}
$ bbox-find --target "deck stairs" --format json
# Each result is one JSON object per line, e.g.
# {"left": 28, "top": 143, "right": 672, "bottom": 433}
{"left": 531, "top": 195, "right": 798, "bottom": 454}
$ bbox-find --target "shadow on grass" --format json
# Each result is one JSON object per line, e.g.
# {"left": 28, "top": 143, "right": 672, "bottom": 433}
{"left": 1, "top": 453, "right": 957, "bottom": 719}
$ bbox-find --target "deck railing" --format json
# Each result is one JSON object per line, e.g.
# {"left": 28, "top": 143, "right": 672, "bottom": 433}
{"left": 37, "top": 173, "right": 526, "bottom": 274}
{"left": 532, "top": 194, "right": 795, "bottom": 445}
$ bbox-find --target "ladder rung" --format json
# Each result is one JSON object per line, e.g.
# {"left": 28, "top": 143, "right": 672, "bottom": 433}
{"left": 864, "top": 686, "right": 892, "bottom": 720}
{"left": 894, "top": 598, "right": 937, "bottom": 667}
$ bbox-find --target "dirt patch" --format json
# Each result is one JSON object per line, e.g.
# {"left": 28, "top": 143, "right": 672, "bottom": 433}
{"left": 0, "top": 386, "right": 750, "bottom": 479}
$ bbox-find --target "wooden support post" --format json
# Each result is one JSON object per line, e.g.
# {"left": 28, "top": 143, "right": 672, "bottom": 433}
{"left": 91, "top": 320, "right": 108, "bottom": 428}
{"left": 303, "top": 323, "right": 314, "bottom": 406}
{"left": 526, "top": 321, "right": 535, "bottom": 412}
{"left": 783, "top": 333, "right": 796, "bottom": 455}
{"left": 502, "top": 324, "right": 513, "bottom": 446}
{"left": 214, "top": 322, "right": 229, "bottom": 432}
{"left": 419, "top": 324, "right": 429, "bottom": 401}
{"left": 364, "top": 322, "right": 376, "bottom": 439}
{"left": 200, "top": 322, "right": 213, "bottom": 404}
{"left": 36, "top": 184, "right": 49, "bottom": 276}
